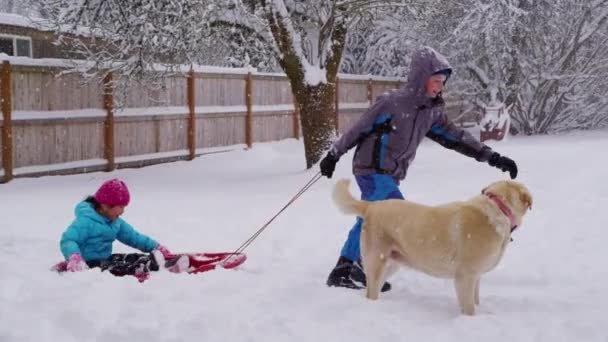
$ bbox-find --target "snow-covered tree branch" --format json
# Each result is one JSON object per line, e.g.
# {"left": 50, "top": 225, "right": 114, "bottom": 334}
{"left": 235, "top": 0, "right": 405, "bottom": 167}
{"left": 40, "top": 0, "right": 222, "bottom": 101}
{"left": 439, "top": 0, "right": 608, "bottom": 134}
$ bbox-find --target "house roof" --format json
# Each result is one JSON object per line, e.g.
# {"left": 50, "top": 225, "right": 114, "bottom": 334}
{"left": 0, "top": 12, "right": 49, "bottom": 30}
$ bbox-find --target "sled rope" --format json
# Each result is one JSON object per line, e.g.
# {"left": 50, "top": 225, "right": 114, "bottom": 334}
{"left": 230, "top": 171, "right": 322, "bottom": 256}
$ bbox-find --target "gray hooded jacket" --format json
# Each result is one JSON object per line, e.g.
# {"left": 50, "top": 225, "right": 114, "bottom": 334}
{"left": 331, "top": 46, "right": 493, "bottom": 181}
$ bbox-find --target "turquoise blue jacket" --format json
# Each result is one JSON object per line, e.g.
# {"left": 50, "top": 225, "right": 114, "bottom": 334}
{"left": 60, "top": 201, "right": 158, "bottom": 262}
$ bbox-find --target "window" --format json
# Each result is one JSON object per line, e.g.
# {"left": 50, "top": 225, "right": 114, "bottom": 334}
{"left": 16, "top": 38, "right": 31, "bottom": 57}
{"left": 0, "top": 37, "right": 13, "bottom": 55}
{"left": 0, "top": 35, "right": 32, "bottom": 57}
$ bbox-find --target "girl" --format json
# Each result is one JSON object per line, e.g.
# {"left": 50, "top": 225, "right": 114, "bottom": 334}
{"left": 59, "top": 178, "right": 183, "bottom": 281}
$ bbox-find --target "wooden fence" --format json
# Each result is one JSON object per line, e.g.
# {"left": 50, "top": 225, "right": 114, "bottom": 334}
{"left": 1, "top": 60, "right": 417, "bottom": 183}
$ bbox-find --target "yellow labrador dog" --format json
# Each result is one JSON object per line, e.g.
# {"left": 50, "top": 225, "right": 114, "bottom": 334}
{"left": 333, "top": 179, "right": 532, "bottom": 315}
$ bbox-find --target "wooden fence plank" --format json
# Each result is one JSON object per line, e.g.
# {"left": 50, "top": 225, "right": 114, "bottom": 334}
{"left": 245, "top": 72, "right": 253, "bottom": 148}
{"left": 187, "top": 69, "right": 196, "bottom": 160}
{"left": 338, "top": 80, "right": 368, "bottom": 103}
{"left": 12, "top": 120, "right": 104, "bottom": 168}
{"left": 1, "top": 61, "right": 13, "bottom": 183}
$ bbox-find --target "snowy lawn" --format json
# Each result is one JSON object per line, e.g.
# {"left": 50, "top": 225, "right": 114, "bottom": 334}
{"left": 1, "top": 130, "right": 607, "bottom": 342}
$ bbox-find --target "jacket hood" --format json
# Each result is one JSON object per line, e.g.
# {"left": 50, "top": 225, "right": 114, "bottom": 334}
{"left": 74, "top": 201, "right": 111, "bottom": 224}
{"left": 405, "top": 46, "right": 452, "bottom": 105}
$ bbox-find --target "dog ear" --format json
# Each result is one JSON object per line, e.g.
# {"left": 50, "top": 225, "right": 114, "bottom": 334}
{"left": 520, "top": 191, "right": 533, "bottom": 210}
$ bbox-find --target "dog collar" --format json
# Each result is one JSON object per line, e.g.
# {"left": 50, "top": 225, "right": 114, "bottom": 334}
{"left": 485, "top": 192, "right": 518, "bottom": 232}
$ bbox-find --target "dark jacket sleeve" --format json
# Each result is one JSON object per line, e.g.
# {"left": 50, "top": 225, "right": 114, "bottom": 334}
{"left": 426, "top": 111, "right": 494, "bottom": 162}
{"left": 330, "top": 99, "right": 387, "bottom": 158}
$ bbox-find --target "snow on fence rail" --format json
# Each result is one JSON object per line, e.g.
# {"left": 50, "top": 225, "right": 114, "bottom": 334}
{"left": 0, "top": 58, "right": 404, "bottom": 183}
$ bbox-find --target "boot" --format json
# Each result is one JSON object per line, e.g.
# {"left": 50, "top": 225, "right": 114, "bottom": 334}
{"left": 326, "top": 256, "right": 364, "bottom": 290}
{"left": 350, "top": 260, "right": 391, "bottom": 292}
{"left": 326, "top": 257, "right": 391, "bottom": 292}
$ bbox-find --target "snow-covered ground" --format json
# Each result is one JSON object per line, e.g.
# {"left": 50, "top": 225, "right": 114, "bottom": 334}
{"left": 1, "top": 130, "right": 607, "bottom": 342}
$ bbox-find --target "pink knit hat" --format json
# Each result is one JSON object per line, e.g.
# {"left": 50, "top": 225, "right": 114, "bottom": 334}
{"left": 94, "top": 179, "right": 130, "bottom": 207}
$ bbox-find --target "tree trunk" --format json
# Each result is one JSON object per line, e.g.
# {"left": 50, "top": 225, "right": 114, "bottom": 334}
{"left": 264, "top": 2, "right": 345, "bottom": 168}
{"left": 295, "top": 83, "right": 337, "bottom": 169}
{"left": 505, "top": 0, "right": 532, "bottom": 135}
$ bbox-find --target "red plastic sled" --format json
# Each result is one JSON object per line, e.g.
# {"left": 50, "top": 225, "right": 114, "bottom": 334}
{"left": 166, "top": 252, "right": 247, "bottom": 274}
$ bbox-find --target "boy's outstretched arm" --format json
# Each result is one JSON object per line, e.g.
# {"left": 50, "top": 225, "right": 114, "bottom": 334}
{"left": 427, "top": 112, "right": 518, "bottom": 179}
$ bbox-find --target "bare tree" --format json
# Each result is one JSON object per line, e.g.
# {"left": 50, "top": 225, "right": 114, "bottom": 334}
{"left": 196, "top": 21, "right": 279, "bottom": 71}
{"left": 1, "top": 0, "right": 47, "bottom": 17}
{"left": 517, "top": 0, "right": 608, "bottom": 134}
{"left": 341, "top": 2, "right": 441, "bottom": 77}
{"left": 440, "top": 0, "right": 608, "bottom": 134}
{"left": 39, "top": 0, "right": 221, "bottom": 104}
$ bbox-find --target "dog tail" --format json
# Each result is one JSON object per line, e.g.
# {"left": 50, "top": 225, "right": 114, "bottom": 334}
{"left": 333, "top": 179, "right": 368, "bottom": 216}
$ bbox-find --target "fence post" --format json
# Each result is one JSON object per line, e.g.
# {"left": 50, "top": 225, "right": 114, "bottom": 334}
{"left": 334, "top": 76, "right": 340, "bottom": 134}
{"left": 1, "top": 61, "right": 12, "bottom": 183}
{"left": 245, "top": 72, "right": 253, "bottom": 148}
{"left": 187, "top": 68, "right": 196, "bottom": 160}
{"left": 367, "top": 77, "right": 373, "bottom": 104}
{"left": 102, "top": 72, "right": 115, "bottom": 171}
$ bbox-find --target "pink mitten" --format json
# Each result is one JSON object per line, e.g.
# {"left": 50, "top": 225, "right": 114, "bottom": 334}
{"left": 66, "top": 253, "right": 88, "bottom": 272}
{"left": 156, "top": 244, "right": 174, "bottom": 259}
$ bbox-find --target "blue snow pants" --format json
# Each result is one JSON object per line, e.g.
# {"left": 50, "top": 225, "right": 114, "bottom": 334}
{"left": 340, "top": 174, "right": 404, "bottom": 262}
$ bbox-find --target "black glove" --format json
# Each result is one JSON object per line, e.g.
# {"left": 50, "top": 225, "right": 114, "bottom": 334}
{"left": 320, "top": 152, "right": 339, "bottom": 178}
{"left": 488, "top": 152, "right": 518, "bottom": 179}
